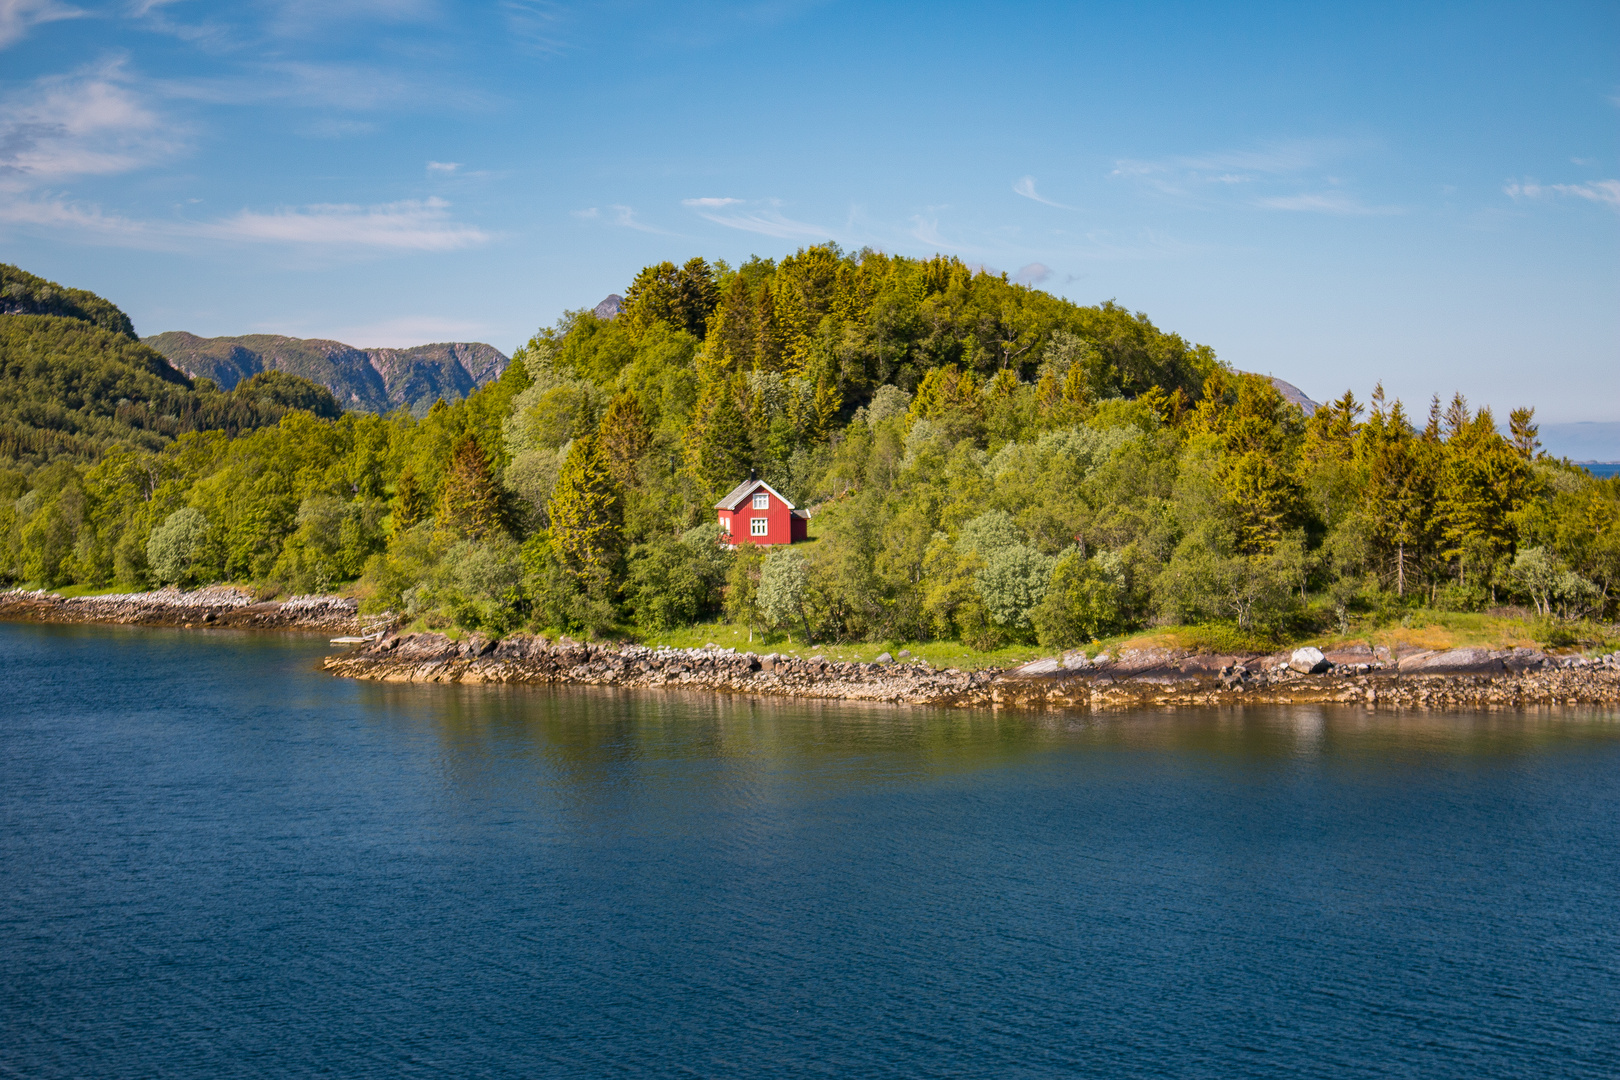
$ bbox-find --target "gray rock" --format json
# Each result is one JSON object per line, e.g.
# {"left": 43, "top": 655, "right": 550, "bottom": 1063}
{"left": 1397, "top": 647, "right": 1505, "bottom": 675}
{"left": 875, "top": 652, "right": 893, "bottom": 664}
{"left": 897, "top": 649, "right": 912, "bottom": 659}
{"left": 1062, "top": 651, "right": 1091, "bottom": 670}
{"left": 1014, "top": 657, "right": 1062, "bottom": 676}
{"left": 1288, "top": 647, "right": 1330, "bottom": 674}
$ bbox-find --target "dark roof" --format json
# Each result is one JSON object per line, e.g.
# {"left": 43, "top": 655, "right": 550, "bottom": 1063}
{"left": 713, "top": 478, "right": 796, "bottom": 511}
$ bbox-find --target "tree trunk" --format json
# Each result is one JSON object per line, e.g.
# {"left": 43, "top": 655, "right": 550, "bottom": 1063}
{"left": 1396, "top": 543, "right": 1405, "bottom": 597}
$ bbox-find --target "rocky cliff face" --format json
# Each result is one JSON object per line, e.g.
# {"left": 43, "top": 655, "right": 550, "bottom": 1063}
{"left": 144, "top": 332, "right": 509, "bottom": 415}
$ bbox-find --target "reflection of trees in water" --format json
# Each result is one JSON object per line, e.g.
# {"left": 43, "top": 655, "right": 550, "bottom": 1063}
{"left": 350, "top": 685, "right": 1620, "bottom": 808}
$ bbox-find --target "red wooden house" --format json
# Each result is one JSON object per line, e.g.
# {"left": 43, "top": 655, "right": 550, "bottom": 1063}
{"left": 714, "top": 474, "right": 808, "bottom": 546}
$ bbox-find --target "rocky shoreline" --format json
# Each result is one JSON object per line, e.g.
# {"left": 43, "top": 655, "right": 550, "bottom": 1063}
{"left": 324, "top": 633, "right": 1620, "bottom": 712}
{"left": 0, "top": 586, "right": 363, "bottom": 632}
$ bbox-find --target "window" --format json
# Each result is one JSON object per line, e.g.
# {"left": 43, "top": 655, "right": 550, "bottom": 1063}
{"left": 751, "top": 518, "right": 768, "bottom": 536}
{"left": 753, "top": 492, "right": 769, "bottom": 509}
{"left": 721, "top": 516, "right": 731, "bottom": 533}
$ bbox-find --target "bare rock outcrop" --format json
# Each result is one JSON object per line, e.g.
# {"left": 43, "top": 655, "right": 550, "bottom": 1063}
{"left": 0, "top": 586, "right": 361, "bottom": 631}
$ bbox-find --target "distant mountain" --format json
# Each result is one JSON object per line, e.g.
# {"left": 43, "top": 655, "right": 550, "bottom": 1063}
{"left": 1259, "top": 375, "right": 1319, "bottom": 415}
{"left": 143, "top": 333, "right": 510, "bottom": 416}
{"left": 593, "top": 294, "right": 623, "bottom": 320}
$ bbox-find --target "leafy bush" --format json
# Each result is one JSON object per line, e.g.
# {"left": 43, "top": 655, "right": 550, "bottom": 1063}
{"left": 146, "top": 508, "right": 209, "bottom": 586}
{"left": 1031, "top": 548, "right": 1126, "bottom": 647}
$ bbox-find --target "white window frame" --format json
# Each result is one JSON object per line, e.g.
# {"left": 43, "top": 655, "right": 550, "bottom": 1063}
{"left": 721, "top": 516, "right": 731, "bottom": 533}
{"left": 750, "top": 517, "right": 768, "bottom": 536}
{"left": 753, "top": 492, "right": 769, "bottom": 509}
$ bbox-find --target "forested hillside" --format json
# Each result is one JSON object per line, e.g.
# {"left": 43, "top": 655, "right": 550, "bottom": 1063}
{"left": 144, "top": 332, "right": 509, "bottom": 415}
{"left": 3, "top": 247, "right": 1616, "bottom": 649}
{"left": 0, "top": 270, "right": 340, "bottom": 468}
{"left": 1, "top": 264, "right": 137, "bottom": 337}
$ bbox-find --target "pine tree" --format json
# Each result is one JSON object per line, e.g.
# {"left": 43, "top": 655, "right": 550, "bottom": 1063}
{"left": 547, "top": 433, "right": 622, "bottom": 574}
{"left": 437, "top": 436, "right": 503, "bottom": 539}
{"left": 391, "top": 468, "right": 426, "bottom": 534}
{"left": 598, "top": 392, "right": 650, "bottom": 487}
{"left": 753, "top": 282, "right": 785, "bottom": 372}
{"left": 671, "top": 257, "right": 719, "bottom": 339}
{"left": 685, "top": 381, "right": 753, "bottom": 502}
{"left": 708, "top": 274, "right": 756, "bottom": 372}
{"left": 1357, "top": 391, "right": 1436, "bottom": 596}
{"left": 1509, "top": 407, "right": 1540, "bottom": 460}
{"left": 1436, "top": 408, "right": 1532, "bottom": 590}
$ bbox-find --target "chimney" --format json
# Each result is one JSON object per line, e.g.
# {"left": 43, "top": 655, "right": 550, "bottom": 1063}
{"left": 749, "top": 467, "right": 758, "bottom": 483}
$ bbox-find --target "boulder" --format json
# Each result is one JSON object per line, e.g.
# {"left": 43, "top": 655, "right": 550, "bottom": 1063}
{"left": 1013, "top": 657, "right": 1062, "bottom": 676}
{"left": 876, "top": 652, "right": 893, "bottom": 664}
{"left": 1061, "top": 651, "right": 1091, "bottom": 670}
{"left": 1288, "top": 647, "right": 1330, "bottom": 674}
{"left": 1397, "top": 647, "right": 1505, "bottom": 675}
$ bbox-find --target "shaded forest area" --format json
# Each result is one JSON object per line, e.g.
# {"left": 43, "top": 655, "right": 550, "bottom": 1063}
{"left": 3, "top": 249, "right": 1616, "bottom": 651}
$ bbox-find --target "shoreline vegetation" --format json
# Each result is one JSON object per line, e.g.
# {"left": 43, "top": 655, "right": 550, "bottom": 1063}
{"left": 5, "top": 254, "right": 1619, "bottom": 684}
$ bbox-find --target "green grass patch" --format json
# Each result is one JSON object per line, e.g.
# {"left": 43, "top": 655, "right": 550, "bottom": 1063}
{"left": 641, "top": 620, "right": 1046, "bottom": 671}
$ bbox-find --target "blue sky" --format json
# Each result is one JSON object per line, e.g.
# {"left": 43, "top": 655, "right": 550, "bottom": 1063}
{"left": 2, "top": 1, "right": 1616, "bottom": 440}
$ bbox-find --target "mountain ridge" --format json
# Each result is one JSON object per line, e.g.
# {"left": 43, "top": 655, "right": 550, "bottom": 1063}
{"left": 144, "top": 332, "right": 509, "bottom": 416}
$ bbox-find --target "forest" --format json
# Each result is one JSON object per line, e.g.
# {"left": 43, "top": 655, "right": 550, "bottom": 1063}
{"left": 2, "top": 247, "right": 1617, "bottom": 653}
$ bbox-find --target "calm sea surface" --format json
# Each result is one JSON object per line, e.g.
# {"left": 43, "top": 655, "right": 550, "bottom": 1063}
{"left": 3, "top": 622, "right": 1619, "bottom": 1078}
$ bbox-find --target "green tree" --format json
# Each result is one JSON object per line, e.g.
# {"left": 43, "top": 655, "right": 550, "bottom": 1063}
{"left": 437, "top": 435, "right": 504, "bottom": 539}
{"left": 147, "top": 507, "right": 209, "bottom": 585}
{"left": 547, "top": 433, "right": 622, "bottom": 575}
{"left": 1031, "top": 548, "right": 1126, "bottom": 647}
{"left": 759, "top": 547, "right": 811, "bottom": 642}
{"left": 685, "top": 381, "right": 753, "bottom": 502}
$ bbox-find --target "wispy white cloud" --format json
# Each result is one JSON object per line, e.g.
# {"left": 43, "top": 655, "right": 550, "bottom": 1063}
{"left": 1505, "top": 178, "right": 1620, "bottom": 211}
{"left": 1014, "top": 261, "right": 1051, "bottom": 285}
{"left": 0, "top": 193, "right": 489, "bottom": 251}
{"left": 426, "top": 160, "right": 460, "bottom": 172}
{"left": 266, "top": 0, "right": 440, "bottom": 38}
{"left": 203, "top": 198, "right": 487, "bottom": 249}
{"left": 908, "top": 215, "right": 945, "bottom": 247}
{"left": 0, "top": 58, "right": 184, "bottom": 183}
{"left": 0, "top": 0, "right": 83, "bottom": 50}
{"left": 1012, "top": 176, "right": 1073, "bottom": 210}
{"left": 503, "top": 0, "right": 568, "bottom": 54}
{"left": 684, "top": 197, "right": 831, "bottom": 239}
{"left": 586, "top": 205, "right": 680, "bottom": 234}
{"left": 1255, "top": 192, "right": 1403, "bottom": 216}
{"left": 1111, "top": 139, "right": 1400, "bottom": 217}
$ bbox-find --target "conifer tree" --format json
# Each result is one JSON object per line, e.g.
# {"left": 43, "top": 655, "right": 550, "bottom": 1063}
{"left": 391, "top": 468, "right": 426, "bottom": 534}
{"left": 437, "top": 436, "right": 503, "bottom": 539}
{"left": 708, "top": 274, "right": 756, "bottom": 372}
{"left": 598, "top": 391, "right": 650, "bottom": 487}
{"left": 547, "top": 433, "right": 622, "bottom": 574}
{"left": 1509, "top": 407, "right": 1540, "bottom": 460}
{"left": 1436, "top": 408, "right": 1531, "bottom": 590}
{"left": 753, "top": 282, "right": 785, "bottom": 371}
{"left": 685, "top": 381, "right": 753, "bottom": 502}
{"left": 1357, "top": 387, "right": 1435, "bottom": 595}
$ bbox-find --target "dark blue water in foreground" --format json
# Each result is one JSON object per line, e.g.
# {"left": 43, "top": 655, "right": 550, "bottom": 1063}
{"left": 3, "top": 623, "right": 1619, "bottom": 1078}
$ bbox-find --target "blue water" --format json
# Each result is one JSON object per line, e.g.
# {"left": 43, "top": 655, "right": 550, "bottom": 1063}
{"left": 1580, "top": 462, "right": 1620, "bottom": 479}
{"left": 3, "top": 623, "right": 1619, "bottom": 1078}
